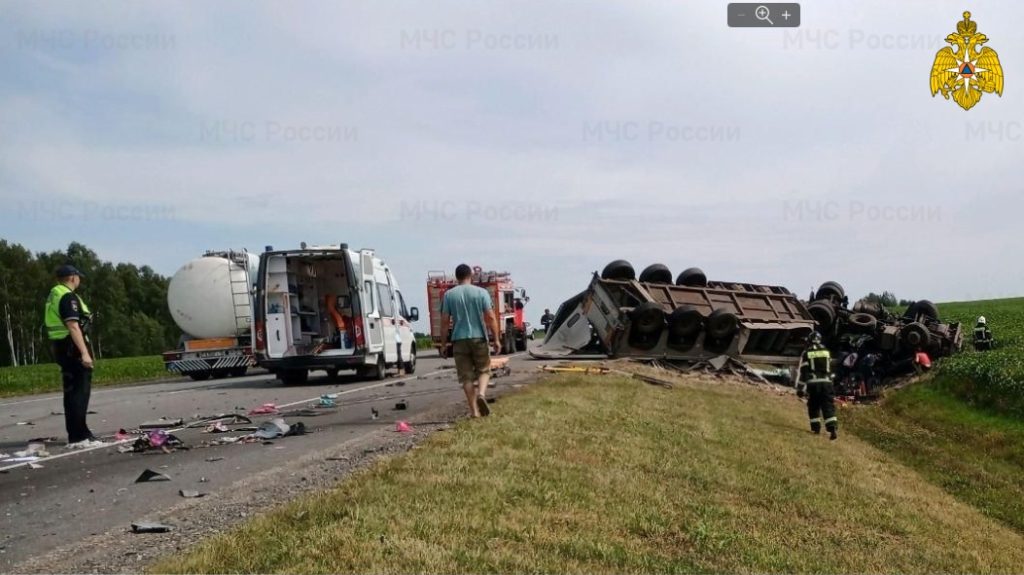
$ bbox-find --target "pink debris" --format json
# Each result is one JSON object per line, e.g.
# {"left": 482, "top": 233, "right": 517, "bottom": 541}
{"left": 395, "top": 421, "right": 412, "bottom": 433}
{"left": 248, "top": 403, "right": 279, "bottom": 415}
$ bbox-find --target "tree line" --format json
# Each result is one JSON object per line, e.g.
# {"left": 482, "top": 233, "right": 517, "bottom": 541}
{"left": 0, "top": 239, "right": 178, "bottom": 367}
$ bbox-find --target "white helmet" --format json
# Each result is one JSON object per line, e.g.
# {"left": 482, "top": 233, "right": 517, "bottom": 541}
{"left": 978, "top": 316, "right": 987, "bottom": 325}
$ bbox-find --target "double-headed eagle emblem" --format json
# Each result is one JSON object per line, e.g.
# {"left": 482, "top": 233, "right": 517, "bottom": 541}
{"left": 930, "top": 11, "right": 1003, "bottom": 110}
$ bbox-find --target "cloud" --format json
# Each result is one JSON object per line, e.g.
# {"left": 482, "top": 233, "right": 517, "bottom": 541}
{"left": 1, "top": 0, "right": 1022, "bottom": 317}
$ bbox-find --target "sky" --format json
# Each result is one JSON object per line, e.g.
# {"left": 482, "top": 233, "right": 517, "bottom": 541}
{"left": 1, "top": 0, "right": 1022, "bottom": 327}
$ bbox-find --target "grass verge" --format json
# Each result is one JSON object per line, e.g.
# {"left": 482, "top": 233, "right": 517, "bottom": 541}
{"left": 154, "top": 373, "right": 1024, "bottom": 574}
{"left": 845, "top": 376, "right": 1024, "bottom": 533}
{"left": 0, "top": 355, "right": 170, "bottom": 398}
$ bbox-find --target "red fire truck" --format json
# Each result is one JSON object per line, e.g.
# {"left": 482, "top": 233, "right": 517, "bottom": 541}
{"left": 427, "top": 267, "right": 530, "bottom": 356}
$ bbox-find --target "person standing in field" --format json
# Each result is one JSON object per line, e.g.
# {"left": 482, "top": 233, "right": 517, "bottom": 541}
{"left": 440, "top": 264, "right": 500, "bottom": 418}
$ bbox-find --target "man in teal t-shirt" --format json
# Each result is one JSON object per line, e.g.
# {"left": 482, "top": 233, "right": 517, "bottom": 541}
{"left": 441, "top": 264, "right": 500, "bottom": 417}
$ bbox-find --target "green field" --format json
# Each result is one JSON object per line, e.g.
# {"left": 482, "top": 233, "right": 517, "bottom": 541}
{"left": 928, "top": 297, "right": 1024, "bottom": 416}
{"left": 154, "top": 371, "right": 1024, "bottom": 574}
{"left": 0, "top": 355, "right": 171, "bottom": 398}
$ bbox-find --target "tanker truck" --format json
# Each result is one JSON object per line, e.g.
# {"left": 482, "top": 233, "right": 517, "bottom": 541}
{"left": 161, "top": 250, "right": 259, "bottom": 380}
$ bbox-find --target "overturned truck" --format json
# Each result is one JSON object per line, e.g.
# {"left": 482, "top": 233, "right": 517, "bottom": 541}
{"left": 533, "top": 261, "right": 817, "bottom": 366}
{"left": 804, "top": 282, "right": 963, "bottom": 367}
{"left": 535, "top": 261, "right": 964, "bottom": 371}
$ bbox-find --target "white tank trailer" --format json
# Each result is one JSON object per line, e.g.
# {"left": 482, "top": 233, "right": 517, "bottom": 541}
{"left": 162, "top": 250, "right": 259, "bottom": 380}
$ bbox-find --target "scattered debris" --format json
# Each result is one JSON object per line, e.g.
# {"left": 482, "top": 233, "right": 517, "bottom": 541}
{"left": 490, "top": 356, "right": 512, "bottom": 377}
{"left": 371, "top": 408, "right": 379, "bottom": 420}
{"left": 178, "top": 490, "right": 205, "bottom": 498}
{"left": 198, "top": 477, "right": 209, "bottom": 483}
{"left": 140, "top": 418, "right": 183, "bottom": 429}
{"left": 28, "top": 462, "right": 43, "bottom": 470}
{"left": 253, "top": 418, "right": 290, "bottom": 439}
{"left": 121, "top": 430, "right": 185, "bottom": 454}
{"left": 13, "top": 442, "right": 50, "bottom": 458}
{"left": 130, "top": 521, "right": 173, "bottom": 534}
{"left": 326, "top": 455, "right": 350, "bottom": 461}
{"left": 395, "top": 421, "right": 412, "bottom": 433}
{"left": 540, "top": 365, "right": 610, "bottom": 375}
{"left": 393, "top": 401, "right": 408, "bottom": 411}
{"left": 248, "top": 403, "right": 279, "bottom": 415}
{"left": 135, "top": 469, "right": 171, "bottom": 483}
{"left": 280, "top": 408, "right": 327, "bottom": 417}
{"left": 203, "top": 422, "right": 230, "bottom": 433}
{"left": 205, "top": 456, "right": 224, "bottom": 462}
{"left": 185, "top": 414, "right": 252, "bottom": 429}
{"left": 317, "top": 395, "right": 336, "bottom": 408}
{"left": 114, "top": 429, "right": 134, "bottom": 441}
{"left": 15, "top": 421, "right": 34, "bottom": 426}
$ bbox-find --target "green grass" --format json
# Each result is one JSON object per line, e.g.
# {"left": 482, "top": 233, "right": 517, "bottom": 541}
{"left": 931, "top": 297, "right": 1024, "bottom": 416}
{"left": 0, "top": 355, "right": 171, "bottom": 397}
{"left": 846, "top": 379, "right": 1024, "bottom": 534}
{"left": 153, "top": 373, "right": 1024, "bottom": 574}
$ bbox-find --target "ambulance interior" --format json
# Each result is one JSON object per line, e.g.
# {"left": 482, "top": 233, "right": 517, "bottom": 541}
{"left": 264, "top": 254, "right": 357, "bottom": 358}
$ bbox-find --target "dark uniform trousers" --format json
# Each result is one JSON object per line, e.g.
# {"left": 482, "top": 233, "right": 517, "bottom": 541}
{"left": 56, "top": 349, "right": 93, "bottom": 442}
{"left": 806, "top": 378, "right": 837, "bottom": 434}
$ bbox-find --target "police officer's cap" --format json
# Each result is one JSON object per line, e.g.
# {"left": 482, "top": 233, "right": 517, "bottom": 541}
{"left": 55, "top": 264, "right": 85, "bottom": 278}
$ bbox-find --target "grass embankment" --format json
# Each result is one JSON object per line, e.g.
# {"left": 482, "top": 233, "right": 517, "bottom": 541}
{"left": 843, "top": 297, "right": 1024, "bottom": 534}
{"left": 0, "top": 355, "right": 170, "bottom": 398}
{"left": 155, "top": 373, "right": 1024, "bottom": 574}
{"left": 846, "top": 381, "right": 1024, "bottom": 533}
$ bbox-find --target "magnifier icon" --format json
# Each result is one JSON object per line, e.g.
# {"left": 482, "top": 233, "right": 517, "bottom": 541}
{"left": 755, "top": 5, "right": 774, "bottom": 25}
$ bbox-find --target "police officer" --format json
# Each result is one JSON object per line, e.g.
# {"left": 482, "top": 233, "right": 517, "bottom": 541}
{"left": 44, "top": 264, "right": 100, "bottom": 448}
{"left": 795, "top": 331, "right": 838, "bottom": 440}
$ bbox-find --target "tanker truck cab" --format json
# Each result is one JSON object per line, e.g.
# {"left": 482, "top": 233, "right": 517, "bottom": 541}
{"left": 253, "top": 244, "right": 419, "bottom": 385}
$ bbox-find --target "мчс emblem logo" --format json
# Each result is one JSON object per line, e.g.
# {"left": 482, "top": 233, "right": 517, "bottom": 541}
{"left": 930, "top": 11, "right": 1003, "bottom": 110}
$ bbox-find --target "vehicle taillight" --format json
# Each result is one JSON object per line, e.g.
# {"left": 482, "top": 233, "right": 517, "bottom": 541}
{"left": 354, "top": 323, "right": 365, "bottom": 349}
{"left": 254, "top": 321, "right": 265, "bottom": 352}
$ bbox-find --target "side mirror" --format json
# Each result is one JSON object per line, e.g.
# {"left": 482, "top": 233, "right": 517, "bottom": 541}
{"left": 409, "top": 307, "right": 420, "bottom": 322}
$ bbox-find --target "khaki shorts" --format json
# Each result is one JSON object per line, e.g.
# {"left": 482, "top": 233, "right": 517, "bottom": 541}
{"left": 453, "top": 338, "right": 490, "bottom": 385}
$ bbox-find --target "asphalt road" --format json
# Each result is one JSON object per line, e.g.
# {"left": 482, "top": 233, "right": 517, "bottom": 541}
{"left": 0, "top": 350, "right": 538, "bottom": 570}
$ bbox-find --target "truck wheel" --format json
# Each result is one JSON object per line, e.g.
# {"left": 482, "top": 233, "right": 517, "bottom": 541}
{"left": 675, "top": 267, "right": 708, "bottom": 287}
{"left": 515, "top": 334, "right": 528, "bottom": 352}
{"left": 807, "top": 301, "right": 836, "bottom": 330}
{"left": 668, "top": 305, "right": 703, "bottom": 339}
{"left": 403, "top": 347, "right": 417, "bottom": 374}
{"left": 601, "top": 260, "right": 635, "bottom": 281}
{"left": 188, "top": 371, "right": 212, "bottom": 381}
{"left": 279, "top": 370, "right": 308, "bottom": 386}
{"left": 906, "top": 300, "right": 939, "bottom": 321}
{"left": 325, "top": 368, "right": 340, "bottom": 380}
{"left": 368, "top": 354, "right": 386, "bottom": 380}
{"left": 814, "top": 281, "right": 845, "bottom": 303}
{"left": 847, "top": 313, "right": 878, "bottom": 334}
{"left": 630, "top": 302, "right": 665, "bottom": 335}
{"left": 706, "top": 308, "right": 739, "bottom": 340}
{"left": 639, "top": 263, "right": 673, "bottom": 284}
{"left": 900, "top": 322, "right": 930, "bottom": 349}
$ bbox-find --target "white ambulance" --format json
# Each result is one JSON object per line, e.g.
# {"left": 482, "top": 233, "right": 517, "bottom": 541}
{"left": 253, "top": 243, "right": 419, "bottom": 385}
